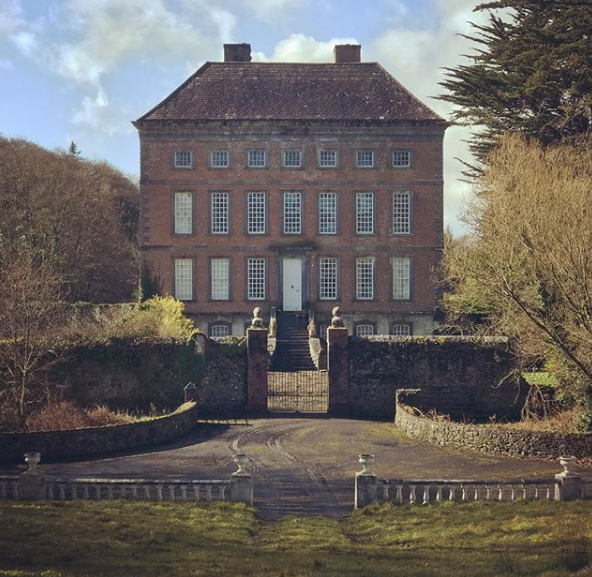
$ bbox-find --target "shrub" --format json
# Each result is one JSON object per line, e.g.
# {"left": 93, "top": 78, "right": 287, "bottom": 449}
{"left": 104, "top": 296, "right": 197, "bottom": 340}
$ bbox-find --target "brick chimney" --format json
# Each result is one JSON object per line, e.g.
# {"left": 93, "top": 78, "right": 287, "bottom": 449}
{"left": 334, "top": 44, "right": 361, "bottom": 63}
{"left": 224, "top": 43, "right": 252, "bottom": 62}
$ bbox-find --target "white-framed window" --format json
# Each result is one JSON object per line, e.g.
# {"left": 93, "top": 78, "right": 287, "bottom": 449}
{"left": 283, "top": 149, "right": 302, "bottom": 168}
{"left": 247, "top": 258, "right": 266, "bottom": 300}
{"left": 211, "top": 258, "right": 230, "bottom": 300}
{"left": 356, "top": 150, "right": 375, "bottom": 168}
{"left": 248, "top": 192, "right": 266, "bottom": 234}
{"left": 318, "top": 324, "right": 328, "bottom": 339}
{"left": 319, "top": 192, "right": 337, "bottom": 235}
{"left": 210, "top": 150, "right": 229, "bottom": 168}
{"left": 318, "top": 150, "right": 338, "bottom": 168}
{"left": 393, "top": 256, "right": 411, "bottom": 300}
{"left": 356, "top": 257, "right": 375, "bottom": 300}
{"left": 211, "top": 192, "right": 229, "bottom": 234}
{"left": 174, "top": 192, "right": 193, "bottom": 235}
{"left": 392, "top": 191, "right": 411, "bottom": 235}
{"left": 174, "top": 150, "right": 193, "bottom": 168}
{"left": 210, "top": 324, "right": 230, "bottom": 338}
{"left": 356, "top": 324, "right": 375, "bottom": 337}
{"left": 392, "top": 150, "right": 411, "bottom": 168}
{"left": 248, "top": 149, "right": 267, "bottom": 168}
{"left": 391, "top": 324, "right": 411, "bottom": 336}
{"left": 356, "top": 192, "right": 374, "bottom": 234}
{"left": 174, "top": 258, "right": 193, "bottom": 301}
{"left": 283, "top": 192, "right": 302, "bottom": 234}
{"left": 319, "top": 257, "right": 338, "bottom": 300}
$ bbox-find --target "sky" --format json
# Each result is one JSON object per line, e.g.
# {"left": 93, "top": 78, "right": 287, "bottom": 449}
{"left": 0, "top": 0, "right": 488, "bottom": 233}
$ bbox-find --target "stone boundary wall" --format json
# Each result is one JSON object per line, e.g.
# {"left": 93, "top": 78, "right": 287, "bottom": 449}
{"left": 395, "top": 392, "right": 592, "bottom": 459}
{"left": 347, "top": 336, "right": 526, "bottom": 420}
{"left": 0, "top": 402, "right": 199, "bottom": 464}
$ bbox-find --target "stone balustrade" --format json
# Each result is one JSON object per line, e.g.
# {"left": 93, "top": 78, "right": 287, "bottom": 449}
{"left": 0, "top": 452, "right": 253, "bottom": 506}
{"left": 355, "top": 454, "right": 590, "bottom": 509}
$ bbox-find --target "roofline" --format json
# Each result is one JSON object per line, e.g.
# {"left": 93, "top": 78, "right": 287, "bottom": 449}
{"left": 134, "top": 61, "right": 213, "bottom": 123}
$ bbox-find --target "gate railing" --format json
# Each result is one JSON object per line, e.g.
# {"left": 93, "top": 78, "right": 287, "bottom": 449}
{"left": 267, "top": 370, "right": 328, "bottom": 413}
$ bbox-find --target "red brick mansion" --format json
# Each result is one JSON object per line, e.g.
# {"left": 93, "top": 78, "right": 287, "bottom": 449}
{"left": 133, "top": 43, "right": 447, "bottom": 338}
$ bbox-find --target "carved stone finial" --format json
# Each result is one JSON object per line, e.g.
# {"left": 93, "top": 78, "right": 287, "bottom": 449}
{"left": 233, "top": 453, "right": 251, "bottom": 476}
{"left": 251, "top": 307, "right": 264, "bottom": 328}
{"left": 24, "top": 452, "right": 41, "bottom": 475}
{"left": 331, "top": 306, "right": 344, "bottom": 328}
{"left": 358, "top": 453, "right": 375, "bottom": 475}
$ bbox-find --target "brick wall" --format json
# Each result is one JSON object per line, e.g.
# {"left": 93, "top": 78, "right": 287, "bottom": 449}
{"left": 347, "top": 336, "right": 527, "bottom": 420}
{"left": 139, "top": 121, "right": 444, "bottom": 334}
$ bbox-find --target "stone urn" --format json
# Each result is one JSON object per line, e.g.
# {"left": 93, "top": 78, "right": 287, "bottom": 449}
{"left": 559, "top": 456, "right": 577, "bottom": 477}
{"left": 358, "top": 453, "right": 375, "bottom": 475}
{"left": 234, "top": 453, "right": 251, "bottom": 476}
{"left": 24, "top": 452, "right": 41, "bottom": 474}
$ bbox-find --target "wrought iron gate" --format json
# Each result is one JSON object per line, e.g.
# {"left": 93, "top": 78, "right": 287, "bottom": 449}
{"left": 267, "top": 370, "right": 328, "bottom": 413}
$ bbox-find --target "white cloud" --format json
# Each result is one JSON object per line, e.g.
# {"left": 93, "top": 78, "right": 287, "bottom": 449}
{"left": 239, "top": 0, "right": 312, "bottom": 23}
{"left": 72, "top": 88, "right": 134, "bottom": 136}
{"left": 0, "top": 0, "right": 24, "bottom": 33}
{"left": 254, "top": 34, "right": 359, "bottom": 63}
{"left": 0, "top": 58, "right": 14, "bottom": 71}
{"left": 369, "top": 0, "right": 488, "bottom": 234}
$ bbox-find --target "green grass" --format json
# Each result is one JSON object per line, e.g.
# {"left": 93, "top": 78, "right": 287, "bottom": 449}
{"left": 1, "top": 501, "right": 591, "bottom": 576}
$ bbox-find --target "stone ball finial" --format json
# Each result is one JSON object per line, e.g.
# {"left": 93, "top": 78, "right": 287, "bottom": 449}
{"left": 251, "top": 307, "right": 264, "bottom": 328}
{"left": 331, "top": 306, "right": 344, "bottom": 328}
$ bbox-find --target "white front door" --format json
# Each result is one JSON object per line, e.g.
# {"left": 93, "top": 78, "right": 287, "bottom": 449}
{"left": 283, "top": 258, "right": 302, "bottom": 311}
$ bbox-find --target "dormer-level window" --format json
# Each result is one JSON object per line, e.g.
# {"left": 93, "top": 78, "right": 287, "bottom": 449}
{"left": 211, "top": 150, "right": 229, "bottom": 168}
{"left": 356, "top": 150, "right": 375, "bottom": 168}
{"left": 283, "top": 149, "right": 302, "bottom": 168}
{"left": 248, "top": 149, "right": 267, "bottom": 168}
{"left": 319, "top": 150, "right": 338, "bottom": 168}
{"left": 392, "top": 150, "right": 411, "bottom": 168}
{"left": 174, "top": 150, "right": 193, "bottom": 168}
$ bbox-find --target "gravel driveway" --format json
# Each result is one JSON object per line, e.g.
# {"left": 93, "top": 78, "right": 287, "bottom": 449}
{"left": 2, "top": 418, "right": 585, "bottom": 519}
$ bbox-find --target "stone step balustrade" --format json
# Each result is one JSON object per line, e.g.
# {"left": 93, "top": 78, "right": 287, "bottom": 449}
{"left": 355, "top": 453, "right": 591, "bottom": 508}
{"left": 0, "top": 452, "right": 253, "bottom": 505}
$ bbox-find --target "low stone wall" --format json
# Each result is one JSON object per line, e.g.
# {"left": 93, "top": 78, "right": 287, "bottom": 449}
{"left": 0, "top": 402, "right": 199, "bottom": 464}
{"left": 395, "top": 392, "right": 592, "bottom": 459}
{"left": 347, "top": 336, "right": 526, "bottom": 420}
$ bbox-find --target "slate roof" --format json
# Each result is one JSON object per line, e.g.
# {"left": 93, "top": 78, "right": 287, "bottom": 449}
{"left": 136, "top": 62, "right": 444, "bottom": 124}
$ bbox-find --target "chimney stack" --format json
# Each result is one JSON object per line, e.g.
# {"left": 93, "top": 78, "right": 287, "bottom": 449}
{"left": 334, "top": 44, "right": 361, "bottom": 64}
{"left": 224, "top": 43, "right": 252, "bottom": 62}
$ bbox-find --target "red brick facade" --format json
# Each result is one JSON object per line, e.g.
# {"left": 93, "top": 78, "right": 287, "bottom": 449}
{"left": 134, "top": 45, "right": 447, "bottom": 337}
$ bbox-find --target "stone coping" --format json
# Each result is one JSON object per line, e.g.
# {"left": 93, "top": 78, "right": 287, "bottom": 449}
{"left": 0, "top": 402, "right": 199, "bottom": 464}
{"left": 395, "top": 391, "right": 592, "bottom": 460}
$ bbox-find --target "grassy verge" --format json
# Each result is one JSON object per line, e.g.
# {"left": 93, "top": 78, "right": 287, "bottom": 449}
{"left": 1, "top": 501, "right": 592, "bottom": 576}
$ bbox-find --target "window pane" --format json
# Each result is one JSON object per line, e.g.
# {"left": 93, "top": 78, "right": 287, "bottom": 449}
{"left": 174, "top": 192, "right": 193, "bottom": 234}
{"left": 356, "top": 192, "right": 374, "bottom": 234}
{"left": 211, "top": 150, "right": 229, "bottom": 167}
{"left": 319, "top": 150, "right": 338, "bottom": 167}
{"left": 248, "top": 192, "right": 266, "bottom": 234}
{"left": 283, "top": 192, "right": 302, "bottom": 234}
{"left": 393, "top": 256, "right": 411, "bottom": 300}
{"left": 211, "top": 192, "right": 229, "bottom": 234}
{"left": 248, "top": 258, "right": 266, "bottom": 300}
{"left": 393, "top": 191, "right": 411, "bottom": 234}
{"left": 211, "top": 258, "right": 229, "bottom": 300}
{"left": 319, "top": 257, "right": 338, "bottom": 300}
{"left": 174, "top": 258, "right": 193, "bottom": 301}
{"left": 356, "top": 257, "right": 374, "bottom": 300}
{"left": 283, "top": 150, "right": 302, "bottom": 167}
{"left": 319, "top": 192, "right": 337, "bottom": 234}
{"left": 391, "top": 324, "right": 411, "bottom": 336}
{"left": 210, "top": 325, "right": 230, "bottom": 338}
{"left": 174, "top": 150, "right": 192, "bottom": 168}
{"left": 356, "top": 324, "right": 375, "bottom": 337}
{"left": 356, "top": 150, "right": 374, "bottom": 167}
{"left": 392, "top": 150, "right": 411, "bottom": 167}
{"left": 248, "top": 149, "right": 266, "bottom": 167}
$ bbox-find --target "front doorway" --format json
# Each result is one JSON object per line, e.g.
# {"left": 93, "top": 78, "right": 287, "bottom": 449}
{"left": 282, "top": 258, "right": 302, "bottom": 311}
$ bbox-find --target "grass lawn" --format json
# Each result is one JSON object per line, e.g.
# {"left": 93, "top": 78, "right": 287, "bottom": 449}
{"left": 1, "top": 500, "right": 591, "bottom": 577}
